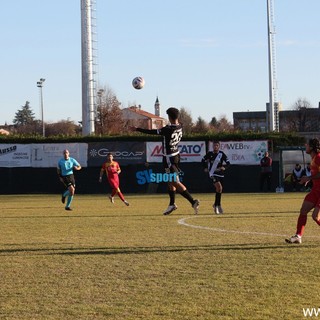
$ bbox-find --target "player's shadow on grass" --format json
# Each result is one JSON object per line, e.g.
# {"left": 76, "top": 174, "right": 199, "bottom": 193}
{"left": 0, "top": 243, "right": 317, "bottom": 256}
{"left": 0, "top": 209, "right": 298, "bottom": 220}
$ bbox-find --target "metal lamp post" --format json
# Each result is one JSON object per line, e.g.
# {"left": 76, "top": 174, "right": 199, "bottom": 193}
{"left": 37, "top": 78, "right": 46, "bottom": 137}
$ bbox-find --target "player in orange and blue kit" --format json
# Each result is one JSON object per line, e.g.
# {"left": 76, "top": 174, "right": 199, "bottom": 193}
{"left": 99, "top": 153, "right": 129, "bottom": 206}
{"left": 286, "top": 138, "right": 320, "bottom": 244}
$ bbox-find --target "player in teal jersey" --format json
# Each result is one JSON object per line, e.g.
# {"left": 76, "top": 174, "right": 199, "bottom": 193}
{"left": 57, "top": 149, "right": 82, "bottom": 211}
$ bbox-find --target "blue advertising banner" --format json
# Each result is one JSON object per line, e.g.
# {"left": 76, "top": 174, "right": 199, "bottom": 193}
{"left": 87, "top": 141, "right": 146, "bottom": 166}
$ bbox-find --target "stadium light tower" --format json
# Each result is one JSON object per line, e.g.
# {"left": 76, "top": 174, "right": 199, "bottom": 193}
{"left": 80, "top": 0, "right": 98, "bottom": 136}
{"left": 37, "top": 78, "right": 46, "bottom": 137}
{"left": 266, "top": 0, "right": 279, "bottom": 132}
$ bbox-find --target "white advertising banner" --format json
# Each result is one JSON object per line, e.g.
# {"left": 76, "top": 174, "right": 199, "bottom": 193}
{"left": 211, "top": 140, "right": 268, "bottom": 165}
{"left": 31, "top": 143, "right": 88, "bottom": 168}
{"left": 0, "top": 144, "right": 31, "bottom": 167}
{"left": 146, "top": 141, "right": 206, "bottom": 163}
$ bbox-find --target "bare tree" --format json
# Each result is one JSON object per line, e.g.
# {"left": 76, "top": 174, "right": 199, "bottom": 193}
{"left": 293, "top": 98, "right": 312, "bottom": 110}
{"left": 179, "top": 107, "right": 193, "bottom": 134}
{"left": 46, "top": 120, "right": 81, "bottom": 136}
{"left": 216, "top": 115, "right": 234, "bottom": 132}
{"left": 293, "top": 98, "right": 312, "bottom": 132}
{"left": 208, "top": 115, "right": 233, "bottom": 132}
{"left": 95, "top": 87, "right": 125, "bottom": 135}
{"left": 192, "top": 117, "right": 209, "bottom": 133}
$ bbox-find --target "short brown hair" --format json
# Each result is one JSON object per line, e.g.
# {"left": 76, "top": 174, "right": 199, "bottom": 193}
{"left": 309, "top": 138, "right": 320, "bottom": 153}
{"left": 166, "top": 107, "right": 180, "bottom": 121}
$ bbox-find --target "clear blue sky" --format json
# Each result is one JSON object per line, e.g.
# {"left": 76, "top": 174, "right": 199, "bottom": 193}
{"left": 1, "top": 0, "right": 319, "bottom": 125}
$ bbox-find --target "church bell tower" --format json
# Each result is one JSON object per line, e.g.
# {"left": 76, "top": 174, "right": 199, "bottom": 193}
{"left": 154, "top": 96, "right": 160, "bottom": 116}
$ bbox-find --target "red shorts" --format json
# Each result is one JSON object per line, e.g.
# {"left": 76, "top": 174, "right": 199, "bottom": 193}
{"left": 108, "top": 176, "right": 119, "bottom": 189}
{"left": 304, "top": 188, "right": 320, "bottom": 208}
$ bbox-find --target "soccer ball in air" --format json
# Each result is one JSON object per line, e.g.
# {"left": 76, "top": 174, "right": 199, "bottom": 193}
{"left": 132, "top": 76, "right": 145, "bottom": 90}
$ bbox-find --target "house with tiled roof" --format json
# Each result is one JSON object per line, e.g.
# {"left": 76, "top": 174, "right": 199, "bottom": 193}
{"left": 122, "top": 97, "right": 167, "bottom": 129}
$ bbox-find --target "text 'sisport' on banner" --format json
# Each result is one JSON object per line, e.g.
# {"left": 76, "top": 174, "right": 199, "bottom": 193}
{"left": 146, "top": 141, "right": 206, "bottom": 163}
{"left": 87, "top": 142, "right": 146, "bottom": 166}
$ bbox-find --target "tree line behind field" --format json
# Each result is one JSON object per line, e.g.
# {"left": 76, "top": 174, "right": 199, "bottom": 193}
{"left": 0, "top": 87, "right": 315, "bottom": 140}
{"left": 1, "top": 90, "right": 234, "bottom": 137}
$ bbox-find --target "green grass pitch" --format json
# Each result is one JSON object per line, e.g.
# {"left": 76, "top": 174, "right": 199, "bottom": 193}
{"left": 0, "top": 193, "right": 320, "bottom": 320}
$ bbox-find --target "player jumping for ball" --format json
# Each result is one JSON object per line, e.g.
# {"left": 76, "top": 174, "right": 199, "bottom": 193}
{"left": 131, "top": 107, "right": 199, "bottom": 215}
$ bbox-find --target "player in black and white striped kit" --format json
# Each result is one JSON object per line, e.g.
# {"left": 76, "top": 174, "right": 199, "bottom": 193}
{"left": 202, "top": 141, "right": 230, "bottom": 214}
{"left": 133, "top": 107, "right": 200, "bottom": 215}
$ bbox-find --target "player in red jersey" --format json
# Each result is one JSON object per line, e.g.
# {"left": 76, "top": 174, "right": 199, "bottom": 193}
{"left": 286, "top": 138, "right": 320, "bottom": 244}
{"left": 99, "top": 153, "right": 129, "bottom": 206}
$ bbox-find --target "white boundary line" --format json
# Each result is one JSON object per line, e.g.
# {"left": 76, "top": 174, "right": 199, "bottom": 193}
{"left": 178, "top": 216, "right": 320, "bottom": 239}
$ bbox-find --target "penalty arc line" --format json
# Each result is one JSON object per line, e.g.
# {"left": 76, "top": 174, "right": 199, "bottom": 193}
{"left": 178, "top": 216, "right": 320, "bottom": 239}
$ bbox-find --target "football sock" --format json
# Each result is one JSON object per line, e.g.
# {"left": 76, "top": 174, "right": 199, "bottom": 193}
{"left": 66, "top": 195, "right": 73, "bottom": 208}
{"left": 168, "top": 190, "right": 176, "bottom": 205}
{"left": 117, "top": 191, "right": 125, "bottom": 201}
{"left": 63, "top": 190, "right": 70, "bottom": 197}
{"left": 215, "top": 192, "right": 222, "bottom": 206}
{"left": 111, "top": 189, "right": 117, "bottom": 197}
{"left": 180, "top": 190, "right": 194, "bottom": 205}
{"left": 296, "top": 213, "right": 307, "bottom": 236}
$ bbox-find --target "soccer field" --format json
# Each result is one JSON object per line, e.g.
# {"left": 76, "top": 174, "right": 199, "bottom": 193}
{"left": 0, "top": 193, "right": 319, "bottom": 320}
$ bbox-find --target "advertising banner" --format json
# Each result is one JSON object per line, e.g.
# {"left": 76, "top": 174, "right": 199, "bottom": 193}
{"left": 87, "top": 141, "right": 146, "bottom": 166}
{"left": 211, "top": 140, "right": 268, "bottom": 165}
{"left": 0, "top": 144, "right": 31, "bottom": 167}
{"left": 146, "top": 141, "right": 206, "bottom": 163}
{"left": 31, "top": 143, "right": 88, "bottom": 168}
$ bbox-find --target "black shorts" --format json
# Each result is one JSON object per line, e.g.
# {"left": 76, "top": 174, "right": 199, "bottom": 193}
{"left": 211, "top": 175, "right": 224, "bottom": 184}
{"left": 62, "top": 174, "right": 76, "bottom": 187}
{"left": 163, "top": 154, "right": 181, "bottom": 174}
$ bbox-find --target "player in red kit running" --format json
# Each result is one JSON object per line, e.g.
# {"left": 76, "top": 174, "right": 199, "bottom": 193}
{"left": 286, "top": 138, "right": 320, "bottom": 244}
{"left": 99, "top": 153, "right": 129, "bottom": 206}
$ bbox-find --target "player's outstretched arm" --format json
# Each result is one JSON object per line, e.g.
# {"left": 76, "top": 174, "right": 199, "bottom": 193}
{"left": 129, "top": 126, "right": 158, "bottom": 135}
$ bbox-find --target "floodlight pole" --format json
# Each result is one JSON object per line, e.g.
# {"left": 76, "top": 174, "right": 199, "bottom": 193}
{"left": 37, "top": 78, "right": 46, "bottom": 137}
